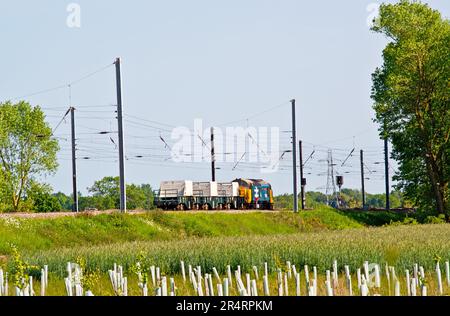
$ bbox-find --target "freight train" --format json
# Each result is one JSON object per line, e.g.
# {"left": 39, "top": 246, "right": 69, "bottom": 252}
{"left": 154, "top": 179, "right": 274, "bottom": 210}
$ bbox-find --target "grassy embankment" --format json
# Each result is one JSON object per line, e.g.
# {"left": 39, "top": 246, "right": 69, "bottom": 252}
{"left": 0, "top": 207, "right": 408, "bottom": 255}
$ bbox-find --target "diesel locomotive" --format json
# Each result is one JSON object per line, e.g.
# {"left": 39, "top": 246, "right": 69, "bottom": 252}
{"left": 154, "top": 179, "right": 274, "bottom": 210}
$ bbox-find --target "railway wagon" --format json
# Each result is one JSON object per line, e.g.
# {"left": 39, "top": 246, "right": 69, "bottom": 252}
{"left": 154, "top": 179, "right": 274, "bottom": 210}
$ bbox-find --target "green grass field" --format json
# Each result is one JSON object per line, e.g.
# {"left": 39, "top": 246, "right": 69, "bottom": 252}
{"left": 20, "top": 224, "right": 450, "bottom": 277}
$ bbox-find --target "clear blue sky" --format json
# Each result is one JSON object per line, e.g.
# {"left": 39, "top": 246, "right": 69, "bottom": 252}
{"left": 1, "top": 1, "right": 449, "bottom": 196}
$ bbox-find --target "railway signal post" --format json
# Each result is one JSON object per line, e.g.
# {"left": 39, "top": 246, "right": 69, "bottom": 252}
{"left": 299, "top": 140, "right": 306, "bottom": 210}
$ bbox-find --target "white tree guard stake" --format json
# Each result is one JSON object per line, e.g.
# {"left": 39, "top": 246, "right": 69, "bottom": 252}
{"left": 312, "top": 279, "right": 318, "bottom": 296}
{"left": 142, "top": 283, "right": 148, "bottom": 297}
{"left": 436, "top": 262, "right": 443, "bottom": 295}
{"left": 325, "top": 280, "right": 333, "bottom": 296}
{"left": 197, "top": 279, "right": 204, "bottom": 296}
{"left": 413, "top": 264, "right": 418, "bottom": 280}
{"left": 292, "top": 265, "right": 297, "bottom": 278}
{"left": 237, "top": 276, "right": 247, "bottom": 296}
{"left": 385, "top": 264, "right": 391, "bottom": 295}
{"left": 251, "top": 280, "right": 258, "bottom": 296}
{"left": 217, "top": 283, "right": 223, "bottom": 296}
{"left": 123, "top": 277, "right": 128, "bottom": 296}
{"left": 308, "top": 286, "right": 315, "bottom": 297}
{"left": 263, "top": 275, "right": 270, "bottom": 296}
{"left": 410, "top": 278, "right": 417, "bottom": 297}
{"left": 364, "top": 262, "right": 370, "bottom": 282}
{"left": 85, "top": 290, "right": 94, "bottom": 296}
{"left": 76, "top": 284, "right": 83, "bottom": 297}
{"left": 374, "top": 265, "right": 381, "bottom": 288}
{"left": 326, "top": 270, "right": 331, "bottom": 286}
{"left": 44, "top": 266, "right": 48, "bottom": 290}
{"left": 357, "top": 269, "right": 362, "bottom": 288}
{"left": 304, "top": 265, "right": 310, "bottom": 289}
{"left": 197, "top": 267, "right": 202, "bottom": 288}
{"left": 252, "top": 266, "right": 259, "bottom": 281}
{"left": 150, "top": 266, "right": 156, "bottom": 287}
{"left": 0, "top": 268, "right": 3, "bottom": 296}
{"left": 162, "top": 276, "right": 168, "bottom": 296}
{"left": 325, "top": 271, "right": 334, "bottom": 296}
{"left": 156, "top": 267, "right": 161, "bottom": 284}
{"left": 29, "top": 276, "right": 34, "bottom": 296}
{"left": 394, "top": 280, "right": 401, "bottom": 296}
{"left": 188, "top": 265, "right": 193, "bottom": 283}
{"left": 191, "top": 273, "right": 198, "bottom": 292}
{"left": 227, "top": 265, "right": 233, "bottom": 287}
{"left": 421, "top": 285, "right": 427, "bottom": 297}
{"left": 344, "top": 265, "right": 350, "bottom": 279}
{"left": 208, "top": 274, "right": 215, "bottom": 297}
{"left": 287, "top": 261, "right": 292, "bottom": 279}
{"left": 295, "top": 273, "right": 301, "bottom": 296}
{"left": 346, "top": 275, "right": 353, "bottom": 296}
{"left": 264, "top": 262, "right": 268, "bottom": 278}
{"left": 332, "top": 260, "right": 338, "bottom": 286}
{"left": 204, "top": 274, "right": 210, "bottom": 296}
{"left": 40, "top": 269, "right": 45, "bottom": 296}
{"left": 446, "top": 261, "right": 450, "bottom": 287}
{"left": 419, "top": 266, "right": 425, "bottom": 279}
{"left": 223, "top": 278, "right": 229, "bottom": 296}
{"left": 237, "top": 265, "right": 241, "bottom": 279}
{"left": 246, "top": 273, "right": 251, "bottom": 295}
{"left": 405, "top": 270, "right": 411, "bottom": 296}
{"left": 170, "top": 278, "right": 176, "bottom": 296}
{"left": 390, "top": 266, "right": 397, "bottom": 283}
{"left": 360, "top": 280, "right": 369, "bottom": 297}
{"left": 278, "top": 282, "right": 283, "bottom": 296}
{"left": 213, "top": 267, "right": 221, "bottom": 283}
{"left": 284, "top": 273, "right": 289, "bottom": 296}
{"left": 4, "top": 273, "right": 8, "bottom": 296}
{"left": 181, "top": 261, "right": 186, "bottom": 283}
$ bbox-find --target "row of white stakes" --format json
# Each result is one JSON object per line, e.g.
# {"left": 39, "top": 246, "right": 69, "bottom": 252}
{"left": 0, "top": 266, "right": 48, "bottom": 297}
{"left": 2, "top": 259, "right": 449, "bottom": 296}
{"left": 64, "top": 262, "right": 94, "bottom": 296}
{"left": 0, "top": 269, "right": 9, "bottom": 296}
{"left": 106, "top": 259, "right": 449, "bottom": 297}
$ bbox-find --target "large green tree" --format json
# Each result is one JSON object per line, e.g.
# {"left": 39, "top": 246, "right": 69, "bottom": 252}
{"left": 371, "top": 1, "right": 449, "bottom": 217}
{"left": 0, "top": 101, "right": 59, "bottom": 211}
